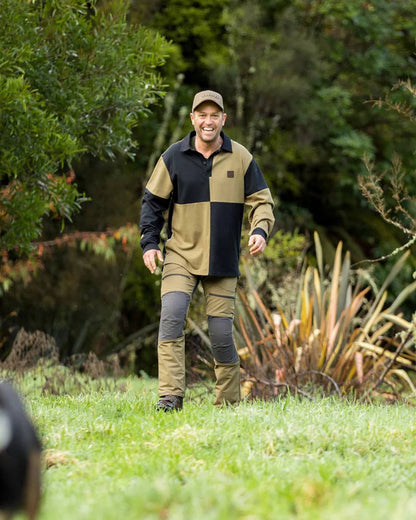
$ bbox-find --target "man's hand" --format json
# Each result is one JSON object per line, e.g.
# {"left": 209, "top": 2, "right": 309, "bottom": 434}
{"left": 143, "top": 248, "right": 164, "bottom": 273}
{"left": 248, "top": 234, "right": 266, "bottom": 256}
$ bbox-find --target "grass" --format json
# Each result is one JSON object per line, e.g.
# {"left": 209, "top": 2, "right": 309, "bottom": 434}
{"left": 12, "top": 373, "right": 416, "bottom": 520}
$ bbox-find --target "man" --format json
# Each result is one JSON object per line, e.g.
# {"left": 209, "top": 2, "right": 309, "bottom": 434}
{"left": 140, "top": 90, "right": 274, "bottom": 412}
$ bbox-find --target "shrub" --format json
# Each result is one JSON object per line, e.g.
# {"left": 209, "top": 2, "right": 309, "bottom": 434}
{"left": 235, "top": 232, "right": 416, "bottom": 400}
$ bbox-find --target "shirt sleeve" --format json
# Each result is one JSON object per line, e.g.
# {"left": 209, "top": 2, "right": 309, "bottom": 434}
{"left": 139, "top": 156, "right": 173, "bottom": 253}
{"left": 244, "top": 159, "right": 275, "bottom": 238}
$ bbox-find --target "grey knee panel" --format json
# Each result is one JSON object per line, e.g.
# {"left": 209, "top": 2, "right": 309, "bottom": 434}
{"left": 158, "top": 291, "right": 191, "bottom": 341}
{"left": 208, "top": 316, "right": 239, "bottom": 364}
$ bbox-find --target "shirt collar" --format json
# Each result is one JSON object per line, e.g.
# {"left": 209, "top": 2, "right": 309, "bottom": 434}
{"left": 180, "top": 131, "right": 233, "bottom": 153}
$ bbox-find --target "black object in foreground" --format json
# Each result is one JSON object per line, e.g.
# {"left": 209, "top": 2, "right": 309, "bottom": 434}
{"left": 0, "top": 381, "right": 42, "bottom": 519}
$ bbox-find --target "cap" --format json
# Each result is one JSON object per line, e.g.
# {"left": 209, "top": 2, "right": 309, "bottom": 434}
{"left": 192, "top": 90, "right": 224, "bottom": 112}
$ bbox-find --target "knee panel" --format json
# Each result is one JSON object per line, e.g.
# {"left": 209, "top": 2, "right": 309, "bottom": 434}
{"left": 208, "top": 316, "right": 239, "bottom": 364}
{"left": 158, "top": 291, "right": 191, "bottom": 341}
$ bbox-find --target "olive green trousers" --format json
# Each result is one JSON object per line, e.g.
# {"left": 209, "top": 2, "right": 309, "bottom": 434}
{"left": 158, "top": 338, "right": 240, "bottom": 405}
{"left": 213, "top": 361, "right": 241, "bottom": 406}
{"left": 157, "top": 263, "right": 241, "bottom": 404}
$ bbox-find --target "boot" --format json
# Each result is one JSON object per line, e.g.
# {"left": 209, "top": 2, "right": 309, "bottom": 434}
{"left": 214, "top": 361, "right": 241, "bottom": 406}
{"left": 155, "top": 395, "right": 183, "bottom": 412}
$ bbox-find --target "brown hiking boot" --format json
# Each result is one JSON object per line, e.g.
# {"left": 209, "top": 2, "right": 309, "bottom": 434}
{"left": 155, "top": 395, "right": 183, "bottom": 412}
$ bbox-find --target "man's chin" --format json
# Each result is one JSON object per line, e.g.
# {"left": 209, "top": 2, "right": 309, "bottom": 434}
{"left": 200, "top": 134, "right": 218, "bottom": 143}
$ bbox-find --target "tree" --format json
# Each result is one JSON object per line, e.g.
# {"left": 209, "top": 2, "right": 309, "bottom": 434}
{"left": 5, "top": 0, "right": 416, "bottom": 362}
{"left": 198, "top": 0, "right": 416, "bottom": 258}
{"left": 149, "top": 0, "right": 230, "bottom": 84}
{"left": 0, "top": 0, "right": 168, "bottom": 254}
{"left": 359, "top": 79, "right": 416, "bottom": 261}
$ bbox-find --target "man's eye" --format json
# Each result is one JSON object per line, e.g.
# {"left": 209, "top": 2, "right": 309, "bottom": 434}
{"left": 198, "top": 114, "right": 220, "bottom": 119}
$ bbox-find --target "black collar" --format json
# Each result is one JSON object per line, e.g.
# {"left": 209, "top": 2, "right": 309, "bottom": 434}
{"left": 180, "top": 131, "right": 233, "bottom": 153}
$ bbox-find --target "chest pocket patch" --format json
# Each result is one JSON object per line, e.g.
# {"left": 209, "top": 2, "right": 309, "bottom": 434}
{"left": 210, "top": 168, "right": 243, "bottom": 203}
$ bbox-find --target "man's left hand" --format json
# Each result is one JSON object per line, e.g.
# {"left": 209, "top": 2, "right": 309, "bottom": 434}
{"left": 248, "top": 234, "right": 266, "bottom": 256}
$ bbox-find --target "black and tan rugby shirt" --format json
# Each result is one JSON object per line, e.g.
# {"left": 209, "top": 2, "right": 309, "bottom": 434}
{"left": 140, "top": 131, "right": 275, "bottom": 277}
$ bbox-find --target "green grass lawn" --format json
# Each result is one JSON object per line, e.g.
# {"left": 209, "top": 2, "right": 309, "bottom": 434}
{"left": 13, "top": 373, "right": 416, "bottom": 520}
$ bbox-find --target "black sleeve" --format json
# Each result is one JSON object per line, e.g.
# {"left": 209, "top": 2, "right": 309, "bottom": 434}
{"left": 139, "top": 189, "right": 171, "bottom": 253}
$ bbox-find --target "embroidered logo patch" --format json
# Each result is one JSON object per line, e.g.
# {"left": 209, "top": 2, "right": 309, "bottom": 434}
{"left": 227, "top": 170, "right": 234, "bottom": 178}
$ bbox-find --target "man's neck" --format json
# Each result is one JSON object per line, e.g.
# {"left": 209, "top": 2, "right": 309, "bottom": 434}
{"left": 195, "top": 135, "right": 223, "bottom": 159}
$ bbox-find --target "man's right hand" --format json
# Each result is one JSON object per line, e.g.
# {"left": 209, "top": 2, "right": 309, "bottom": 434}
{"left": 143, "top": 249, "right": 164, "bottom": 274}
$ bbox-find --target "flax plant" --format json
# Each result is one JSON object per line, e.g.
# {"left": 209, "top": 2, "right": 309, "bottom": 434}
{"left": 236, "top": 232, "right": 416, "bottom": 400}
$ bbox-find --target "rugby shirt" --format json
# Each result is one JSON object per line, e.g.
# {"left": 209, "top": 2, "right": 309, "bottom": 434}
{"left": 140, "top": 131, "right": 275, "bottom": 277}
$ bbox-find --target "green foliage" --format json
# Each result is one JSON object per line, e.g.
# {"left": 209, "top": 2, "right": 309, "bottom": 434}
{"left": 5, "top": 0, "right": 416, "bottom": 362}
{"left": 263, "top": 229, "right": 306, "bottom": 264}
{"left": 0, "top": 76, "right": 79, "bottom": 178}
{"left": 191, "top": 0, "right": 416, "bottom": 259}
{"left": 237, "top": 229, "right": 307, "bottom": 313}
{"left": 0, "top": 224, "right": 155, "bottom": 356}
{"left": 359, "top": 82, "right": 416, "bottom": 264}
{"left": 0, "top": 75, "right": 82, "bottom": 251}
{"left": 0, "top": 0, "right": 168, "bottom": 253}
{"left": 150, "top": 0, "right": 230, "bottom": 82}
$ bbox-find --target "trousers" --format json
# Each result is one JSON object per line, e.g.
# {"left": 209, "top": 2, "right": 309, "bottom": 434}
{"left": 157, "top": 263, "right": 241, "bottom": 405}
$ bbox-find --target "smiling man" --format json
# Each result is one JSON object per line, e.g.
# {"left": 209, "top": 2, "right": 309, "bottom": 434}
{"left": 140, "top": 90, "right": 275, "bottom": 411}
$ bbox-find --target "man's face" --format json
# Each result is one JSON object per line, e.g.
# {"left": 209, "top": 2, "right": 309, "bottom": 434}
{"left": 190, "top": 102, "right": 227, "bottom": 144}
